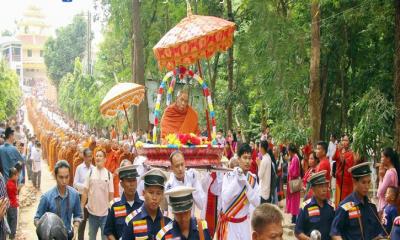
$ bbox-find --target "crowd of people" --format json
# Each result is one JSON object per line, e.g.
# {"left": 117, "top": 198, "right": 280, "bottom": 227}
{"left": 0, "top": 94, "right": 399, "bottom": 240}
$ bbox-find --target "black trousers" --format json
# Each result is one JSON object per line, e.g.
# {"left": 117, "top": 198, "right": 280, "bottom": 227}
{"left": 261, "top": 196, "right": 272, "bottom": 204}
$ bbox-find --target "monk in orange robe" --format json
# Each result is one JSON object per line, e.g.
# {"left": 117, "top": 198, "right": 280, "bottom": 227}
{"left": 49, "top": 137, "right": 58, "bottom": 171}
{"left": 160, "top": 88, "right": 200, "bottom": 138}
{"left": 53, "top": 138, "right": 61, "bottom": 169}
{"left": 64, "top": 140, "right": 77, "bottom": 185}
{"left": 105, "top": 140, "right": 121, "bottom": 197}
{"left": 58, "top": 142, "right": 67, "bottom": 161}
{"left": 111, "top": 143, "right": 135, "bottom": 197}
{"left": 88, "top": 136, "right": 97, "bottom": 165}
{"left": 72, "top": 145, "right": 85, "bottom": 178}
{"left": 333, "top": 134, "right": 355, "bottom": 206}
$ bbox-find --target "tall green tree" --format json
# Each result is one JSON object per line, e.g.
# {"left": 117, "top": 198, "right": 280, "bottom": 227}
{"left": 0, "top": 61, "right": 22, "bottom": 121}
{"left": 131, "top": 0, "right": 148, "bottom": 130}
{"left": 44, "top": 14, "right": 87, "bottom": 88}
{"left": 395, "top": 0, "right": 400, "bottom": 150}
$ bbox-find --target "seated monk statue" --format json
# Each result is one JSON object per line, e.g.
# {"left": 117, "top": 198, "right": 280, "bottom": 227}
{"left": 160, "top": 87, "right": 200, "bottom": 138}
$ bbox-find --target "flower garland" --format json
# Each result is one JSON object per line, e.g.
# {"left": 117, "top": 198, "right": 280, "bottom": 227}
{"left": 153, "top": 66, "right": 217, "bottom": 144}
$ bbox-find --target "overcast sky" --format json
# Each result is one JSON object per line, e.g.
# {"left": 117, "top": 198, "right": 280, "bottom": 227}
{"left": 0, "top": 0, "right": 102, "bottom": 44}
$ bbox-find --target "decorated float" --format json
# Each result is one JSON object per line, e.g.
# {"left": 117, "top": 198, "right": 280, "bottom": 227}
{"left": 138, "top": 4, "right": 236, "bottom": 168}
{"left": 100, "top": 3, "right": 236, "bottom": 169}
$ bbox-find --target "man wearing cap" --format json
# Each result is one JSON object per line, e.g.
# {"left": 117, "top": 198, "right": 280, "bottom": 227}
{"left": 295, "top": 170, "right": 335, "bottom": 240}
{"left": 157, "top": 186, "right": 211, "bottom": 240}
{"left": 165, "top": 151, "right": 205, "bottom": 216}
{"left": 122, "top": 168, "right": 171, "bottom": 240}
{"left": 330, "top": 162, "right": 386, "bottom": 240}
{"left": 215, "top": 143, "right": 260, "bottom": 240}
{"left": 104, "top": 165, "right": 143, "bottom": 240}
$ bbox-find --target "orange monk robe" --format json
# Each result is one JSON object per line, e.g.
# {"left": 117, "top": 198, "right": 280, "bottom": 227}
{"left": 111, "top": 152, "right": 134, "bottom": 198}
{"left": 40, "top": 134, "right": 46, "bottom": 158}
{"left": 65, "top": 147, "right": 77, "bottom": 185}
{"left": 118, "top": 152, "right": 134, "bottom": 163}
{"left": 160, "top": 103, "right": 199, "bottom": 138}
{"left": 105, "top": 149, "right": 120, "bottom": 172}
{"left": 58, "top": 147, "right": 66, "bottom": 161}
{"left": 53, "top": 141, "right": 61, "bottom": 169}
{"left": 89, "top": 142, "right": 97, "bottom": 165}
{"left": 46, "top": 135, "right": 53, "bottom": 162}
{"left": 105, "top": 149, "right": 121, "bottom": 198}
{"left": 49, "top": 139, "right": 57, "bottom": 171}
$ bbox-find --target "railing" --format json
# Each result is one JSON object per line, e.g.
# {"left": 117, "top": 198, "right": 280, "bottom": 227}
{"left": 12, "top": 55, "right": 21, "bottom": 62}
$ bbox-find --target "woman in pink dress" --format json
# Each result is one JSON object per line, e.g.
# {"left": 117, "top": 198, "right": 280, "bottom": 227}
{"left": 286, "top": 143, "right": 301, "bottom": 223}
{"left": 377, "top": 147, "right": 400, "bottom": 212}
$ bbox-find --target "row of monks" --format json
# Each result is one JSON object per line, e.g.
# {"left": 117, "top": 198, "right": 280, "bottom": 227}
{"left": 25, "top": 97, "right": 134, "bottom": 198}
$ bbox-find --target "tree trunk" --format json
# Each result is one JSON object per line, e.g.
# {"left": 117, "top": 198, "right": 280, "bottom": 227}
{"left": 210, "top": 53, "right": 220, "bottom": 97}
{"left": 320, "top": 62, "right": 329, "bottom": 140}
{"left": 395, "top": 0, "right": 400, "bottom": 150}
{"left": 309, "top": 0, "right": 321, "bottom": 145}
{"left": 132, "top": 0, "right": 149, "bottom": 131}
{"left": 226, "top": 0, "right": 234, "bottom": 130}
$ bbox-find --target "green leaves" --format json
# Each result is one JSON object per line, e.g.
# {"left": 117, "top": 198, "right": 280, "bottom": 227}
{"left": 43, "top": 14, "right": 88, "bottom": 88}
{"left": 350, "top": 88, "right": 395, "bottom": 160}
{"left": 58, "top": 58, "right": 112, "bottom": 128}
{"left": 0, "top": 61, "right": 22, "bottom": 121}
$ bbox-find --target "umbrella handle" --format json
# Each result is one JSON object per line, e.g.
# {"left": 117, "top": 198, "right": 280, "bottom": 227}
{"left": 123, "top": 104, "right": 131, "bottom": 132}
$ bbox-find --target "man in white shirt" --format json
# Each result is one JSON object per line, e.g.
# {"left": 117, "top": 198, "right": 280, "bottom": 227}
{"left": 165, "top": 151, "right": 205, "bottom": 216}
{"left": 31, "top": 141, "right": 42, "bottom": 189}
{"left": 258, "top": 140, "right": 272, "bottom": 203}
{"left": 73, "top": 148, "right": 94, "bottom": 240}
{"left": 216, "top": 143, "right": 260, "bottom": 240}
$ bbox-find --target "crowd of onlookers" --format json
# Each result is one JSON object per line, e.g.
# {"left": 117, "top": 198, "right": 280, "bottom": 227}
{"left": 0, "top": 112, "right": 35, "bottom": 239}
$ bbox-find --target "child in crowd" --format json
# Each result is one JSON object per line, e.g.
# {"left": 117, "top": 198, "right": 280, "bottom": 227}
{"left": 382, "top": 186, "right": 399, "bottom": 234}
{"left": 31, "top": 141, "right": 42, "bottom": 189}
{"left": 6, "top": 168, "right": 19, "bottom": 240}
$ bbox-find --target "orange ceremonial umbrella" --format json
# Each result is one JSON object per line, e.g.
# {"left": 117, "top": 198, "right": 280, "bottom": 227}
{"left": 100, "top": 82, "right": 145, "bottom": 128}
{"left": 153, "top": 6, "right": 235, "bottom": 71}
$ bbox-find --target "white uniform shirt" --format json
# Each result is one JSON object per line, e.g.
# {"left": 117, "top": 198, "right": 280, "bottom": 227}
{"left": 220, "top": 168, "right": 260, "bottom": 240}
{"left": 165, "top": 168, "right": 206, "bottom": 215}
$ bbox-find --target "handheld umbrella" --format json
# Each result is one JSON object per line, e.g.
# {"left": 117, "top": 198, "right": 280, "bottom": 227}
{"left": 100, "top": 82, "right": 145, "bottom": 130}
{"left": 153, "top": 3, "right": 235, "bottom": 139}
{"left": 153, "top": 4, "right": 235, "bottom": 71}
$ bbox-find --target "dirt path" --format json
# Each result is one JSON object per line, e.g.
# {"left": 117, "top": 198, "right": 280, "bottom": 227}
{"left": 16, "top": 162, "right": 56, "bottom": 240}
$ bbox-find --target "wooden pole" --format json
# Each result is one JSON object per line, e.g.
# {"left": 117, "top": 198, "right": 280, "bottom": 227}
{"left": 123, "top": 104, "right": 131, "bottom": 132}
{"left": 197, "top": 60, "right": 212, "bottom": 140}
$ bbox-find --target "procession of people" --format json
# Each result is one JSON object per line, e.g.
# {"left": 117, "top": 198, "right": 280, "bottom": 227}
{"left": 0, "top": 81, "right": 399, "bottom": 240}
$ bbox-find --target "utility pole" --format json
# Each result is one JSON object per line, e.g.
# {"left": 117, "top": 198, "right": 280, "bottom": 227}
{"left": 86, "top": 10, "right": 92, "bottom": 75}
